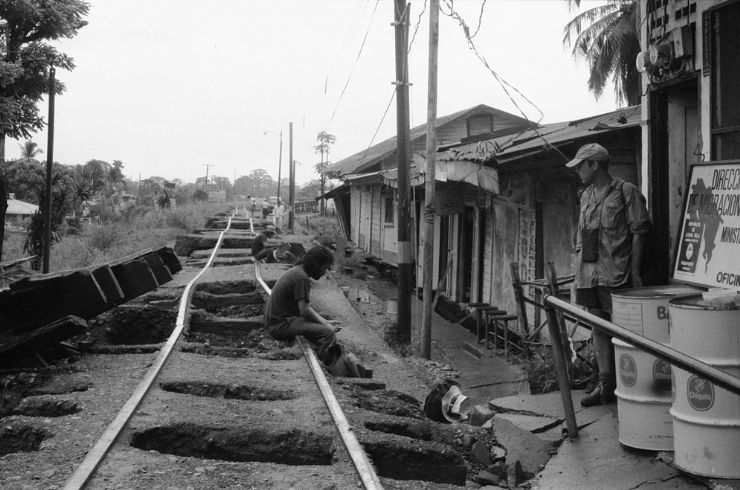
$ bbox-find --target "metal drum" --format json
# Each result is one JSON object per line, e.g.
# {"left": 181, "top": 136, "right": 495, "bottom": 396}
{"left": 611, "top": 286, "right": 700, "bottom": 450}
{"left": 669, "top": 295, "right": 740, "bottom": 478}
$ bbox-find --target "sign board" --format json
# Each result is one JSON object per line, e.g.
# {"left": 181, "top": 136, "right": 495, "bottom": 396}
{"left": 673, "top": 162, "right": 740, "bottom": 289}
{"left": 294, "top": 200, "right": 318, "bottom": 214}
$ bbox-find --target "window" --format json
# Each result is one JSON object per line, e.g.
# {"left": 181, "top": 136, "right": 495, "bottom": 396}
{"left": 384, "top": 196, "right": 394, "bottom": 225}
{"left": 466, "top": 114, "right": 494, "bottom": 137}
{"left": 711, "top": 0, "right": 740, "bottom": 159}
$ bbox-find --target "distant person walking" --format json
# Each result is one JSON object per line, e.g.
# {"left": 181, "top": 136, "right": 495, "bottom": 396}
{"left": 567, "top": 143, "right": 650, "bottom": 407}
{"left": 273, "top": 198, "right": 286, "bottom": 231}
{"left": 247, "top": 195, "right": 257, "bottom": 218}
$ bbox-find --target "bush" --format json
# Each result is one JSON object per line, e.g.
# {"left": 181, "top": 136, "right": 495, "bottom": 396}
{"left": 85, "top": 224, "right": 119, "bottom": 252}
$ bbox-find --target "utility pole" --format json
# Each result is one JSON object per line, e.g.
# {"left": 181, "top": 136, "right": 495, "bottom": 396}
{"left": 202, "top": 164, "right": 215, "bottom": 190}
{"left": 288, "top": 122, "right": 295, "bottom": 232}
{"left": 421, "top": 0, "right": 439, "bottom": 359}
{"left": 277, "top": 130, "right": 283, "bottom": 202}
{"left": 42, "top": 67, "right": 56, "bottom": 274}
{"left": 394, "top": 1, "right": 413, "bottom": 342}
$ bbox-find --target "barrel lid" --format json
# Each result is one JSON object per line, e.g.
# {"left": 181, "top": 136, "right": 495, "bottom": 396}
{"left": 611, "top": 285, "right": 701, "bottom": 300}
{"left": 669, "top": 294, "right": 740, "bottom": 310}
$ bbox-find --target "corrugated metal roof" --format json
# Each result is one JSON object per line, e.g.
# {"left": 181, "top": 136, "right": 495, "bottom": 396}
{"left": 6, "top": 199, "right": 38, "bottom": 216}
{"left": 323, "top": 104, "right": 530, "bottom": 178}
{"left": 444, "top": 105, "right": 641, "bottom": 165}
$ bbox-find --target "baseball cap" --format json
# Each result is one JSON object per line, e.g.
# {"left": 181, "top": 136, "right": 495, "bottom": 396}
{"left": 565, "top": 143, "right": 610, "bottom": 168}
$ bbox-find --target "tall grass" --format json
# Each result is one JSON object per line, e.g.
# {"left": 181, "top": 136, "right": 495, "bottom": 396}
{"left": 296, "top": 214, "right": 343, "bottom": 245}
{"left": 2, "top": 201, "right": 228, "bottom": 271}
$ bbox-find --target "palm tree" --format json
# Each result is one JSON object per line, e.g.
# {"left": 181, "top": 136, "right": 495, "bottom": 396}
{"left": 563, "top": 0, "right": 641, "bottom": 106}
{"left": 314, "top": 131, "right": 336, "bottom": 216}
{"left": 19, "top": 140, "right": 43, "bottom": 161}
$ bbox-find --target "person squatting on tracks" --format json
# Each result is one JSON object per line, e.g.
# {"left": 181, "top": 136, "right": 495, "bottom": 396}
{"left": 263, "top": 246, "right": 340, "bottom": 363}
{"left": 568, "top": 143, "right": 650, "bottom": 407}
{"left": 252, "top": 226, "right": 293, "bottom": 263}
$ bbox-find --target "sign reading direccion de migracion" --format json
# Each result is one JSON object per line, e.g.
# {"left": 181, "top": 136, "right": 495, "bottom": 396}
{"left": 673, "top": 162, "right": 740, "bottom": 289}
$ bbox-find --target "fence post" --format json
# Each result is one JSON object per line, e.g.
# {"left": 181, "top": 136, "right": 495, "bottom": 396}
{"left": 544, "top": 303, "right": 579, "bottom": 439}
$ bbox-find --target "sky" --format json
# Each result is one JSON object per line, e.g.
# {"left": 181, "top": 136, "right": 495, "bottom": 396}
{"left": 7, "top": 0, "right": 620, "bottom": 187}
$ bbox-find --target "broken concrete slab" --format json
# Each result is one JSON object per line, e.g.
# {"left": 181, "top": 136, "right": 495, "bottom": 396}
{"left": 155, "top": 247, "right": 182, "bottom": 274}
{"left": 493, "top": 413, "right": 562, "bottom": 434}
{"left": 489, "top": 390, "right": 601, "bottom": 419}
{"left": 493, "top": 415, "right": 555, "bottom": 477}
{"left": 141, "top": 251, "right": 173, "bottom": 285}
{"left": 534, "top": 414, "right": 702, "bottom": 490}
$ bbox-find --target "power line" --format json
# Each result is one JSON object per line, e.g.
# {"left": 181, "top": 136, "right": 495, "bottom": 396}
{"left": 440, "top": 0, "right": 570, "bottom": 163}
{"left": 325, "top": 0, "right": 382, "bottom": 130}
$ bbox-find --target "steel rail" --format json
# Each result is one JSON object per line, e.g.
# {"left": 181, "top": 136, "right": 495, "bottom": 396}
{"left": 543, "top": 294, "right": 740, "bottom": 439}
{"left": 544, "top": 294, "right": 740, "bottom": 395}
{"left": 254, "top": 262, "right": 383, "bottom": 490}
{"left": 63, "top": 209, "right": 238, "bottom": 490}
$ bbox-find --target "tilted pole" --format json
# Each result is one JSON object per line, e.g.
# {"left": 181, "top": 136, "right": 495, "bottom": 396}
{"left": 43, "top": 67, "right": 56, "bottom": 274}
{"left": 277, "top": 130, "right": 283, "bottom": 202}
{"left": 421, "top": 0, "right": 439, "bottom": 359}
{"left": 288, "top": 122, "right": 295, "bottom": 233}
{"left": 394, "top": 0, "right": 412, "bottom": 342}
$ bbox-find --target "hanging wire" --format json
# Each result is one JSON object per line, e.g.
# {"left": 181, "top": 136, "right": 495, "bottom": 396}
{"left": 325, "top": 0, "right": 382, "bottom": 130}
{"left": 440, "top": 0, "right": 571, "bottom": 164}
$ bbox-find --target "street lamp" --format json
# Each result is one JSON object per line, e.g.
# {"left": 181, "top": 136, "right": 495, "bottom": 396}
{"left": 263, "top": 130, "right": 283, "bottom": 201}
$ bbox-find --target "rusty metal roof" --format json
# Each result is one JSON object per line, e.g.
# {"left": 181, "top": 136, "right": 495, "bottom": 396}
{"left": 444, "top": 105, "right": 641, "bottom": 165}
{"left": 323, "top": 104, "right": 531, "bottom": 178}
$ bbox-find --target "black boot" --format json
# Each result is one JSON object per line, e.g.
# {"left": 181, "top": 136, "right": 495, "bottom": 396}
{"left": 580, "top": 379, "right": 616, "bottom": 407}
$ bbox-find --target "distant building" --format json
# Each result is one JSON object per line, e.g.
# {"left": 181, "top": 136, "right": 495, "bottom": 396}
{"left": 5, "top": 197, "right": 38, "bottom": 228}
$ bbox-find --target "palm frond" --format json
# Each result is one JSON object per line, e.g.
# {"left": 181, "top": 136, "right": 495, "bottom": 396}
{"left": 563, "top": 4, "right": 620, "bottom": 48}
{"left": 572, "top": 11, "right": 621, "bottom": 57}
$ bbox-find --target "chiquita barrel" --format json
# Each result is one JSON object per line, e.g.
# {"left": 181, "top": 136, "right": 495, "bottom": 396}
{"left": 611, "top": 286, "right": 699, "bottom": 450}
{"left": 669, "top": 294, "right": 740, "bottom": 478}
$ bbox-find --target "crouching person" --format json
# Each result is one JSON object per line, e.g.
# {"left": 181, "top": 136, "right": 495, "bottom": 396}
{"left": 264, "top": 246, "right": 339, "bottom": 363}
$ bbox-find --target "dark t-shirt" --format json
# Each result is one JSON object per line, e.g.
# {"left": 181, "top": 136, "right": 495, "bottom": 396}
{"left": 263, "top": 265, "right": 311, "bottom": 327}
{"left": 252, "top": 234, "right": 268, "bottom": 256}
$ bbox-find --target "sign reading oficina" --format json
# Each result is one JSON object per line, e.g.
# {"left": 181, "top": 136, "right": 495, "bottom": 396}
{"left": 673, "top": 162, "right": 740, "bottom": 289}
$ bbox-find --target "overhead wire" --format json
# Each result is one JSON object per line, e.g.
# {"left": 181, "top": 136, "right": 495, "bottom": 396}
{"left": 440, "top": 0, "right": 570, "bottom": 164}
{"left": 325, "top": 0, "right": 382, "bottom": 131}
{"left": 361, "top": 0, "right": 427, "bottom": 160}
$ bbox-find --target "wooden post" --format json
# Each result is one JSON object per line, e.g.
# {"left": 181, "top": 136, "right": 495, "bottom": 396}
{"left": 420, "top": 0, "right": 438, "bottom": 358}
{"left": 548, "top": 262, "right": 574, "bottom": 377}
{"left": 510, "top": 262, "right": 530, "bottom": 335}
{"left": 288, "top": 122, "right": 295, "bottom": 233}
{"left": 544, "top": 304, "right": 579, "bottom": 439}
{"left": 43, "top": 67, "right": 56, "bottom": 274}
{"left": 394, "top": 0, "right": 413, "bottom": 343}
{"left": 276, "top": 130, "right": 283, "bottom": 202}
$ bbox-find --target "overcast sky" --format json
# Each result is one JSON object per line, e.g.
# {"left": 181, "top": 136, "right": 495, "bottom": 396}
{"left": 8, "top": 0, "right": 619, "bottom": 187}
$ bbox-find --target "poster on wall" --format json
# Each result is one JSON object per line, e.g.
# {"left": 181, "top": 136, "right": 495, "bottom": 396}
{"left": 673, "top": 162, "right": 740, "bottom": 289}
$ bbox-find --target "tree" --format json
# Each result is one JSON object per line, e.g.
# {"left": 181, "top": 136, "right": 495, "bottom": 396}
{"left": 314, "top": 131, "right": 336, "bottom": 216}
{"left": 0, "top": 0, "right": 90, "bottom": 261}
{"left": 248, "top": 168, "right": 274, "bottom": 196}
{"left": 19, "top": 140, "right": 43, "bottom": 160}
{"left": 563, "top": 0, "right": 641, "bottom": 106}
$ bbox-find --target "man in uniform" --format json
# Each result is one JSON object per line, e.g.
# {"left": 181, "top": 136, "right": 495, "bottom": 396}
{"left": 567, "top": 143, "right": 650, "bottom": 407}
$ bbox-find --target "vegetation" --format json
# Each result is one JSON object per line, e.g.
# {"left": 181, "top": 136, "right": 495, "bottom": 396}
{"left": 3, "top": 201, "right": 222, "bottom": 271}
{"left": 563, "top": 0, "right": 641, "bottom": 106}
{"left": 314, "top": 131, "right": 336, "bottom": 216}
{"left": 0, "top": 0, "right": 90, "bottom": 261}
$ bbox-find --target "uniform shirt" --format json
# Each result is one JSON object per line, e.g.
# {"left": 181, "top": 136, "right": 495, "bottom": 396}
{"left": 263, "top": 265, "right": 311, "bottom": 327}
{"left": 575, "top": 177, "right": 650, "bottom": 288}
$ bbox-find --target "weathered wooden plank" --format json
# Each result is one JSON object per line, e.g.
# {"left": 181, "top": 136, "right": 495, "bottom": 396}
{"left": 110, "top": 258, "right": 159, "bottom": 302}
{"left": 156, "top": 247, "right": 182, "bottom": 274}
{"left": 141, "top": 251, "right": 173, "bottom": 285}
{"left": 0, "top": 315, "right": 87, "bottom": 365}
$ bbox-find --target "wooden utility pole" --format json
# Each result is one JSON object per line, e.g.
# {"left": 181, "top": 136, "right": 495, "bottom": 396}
{"left": 288, "top": 122, "right": 295, "bottom": 232}
{"left": 277, "top": 130, "right": 283, "bottom": 202}
{"left": 421, "top": 0, "right": 439, "bottom": 359}
{"left": 201, "top": 164, "right": 215, "bottom": 190}
{"left": 394, "top": 1, "right": 412, "bottom": 342}
{"left": 42, "top": 67, "right": 56, "bottom": 274}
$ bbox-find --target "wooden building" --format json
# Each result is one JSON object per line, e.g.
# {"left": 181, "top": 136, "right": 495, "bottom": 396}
{"left": 636, "top": 0, "right": 738, "bottom": 283}
{"left": 326, "top": 106, "right": 641, "bottom": 332}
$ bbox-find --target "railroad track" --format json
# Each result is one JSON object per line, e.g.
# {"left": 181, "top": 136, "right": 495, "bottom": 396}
{"left": 2, "top": 207, "right": 488, "bottom": 489}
